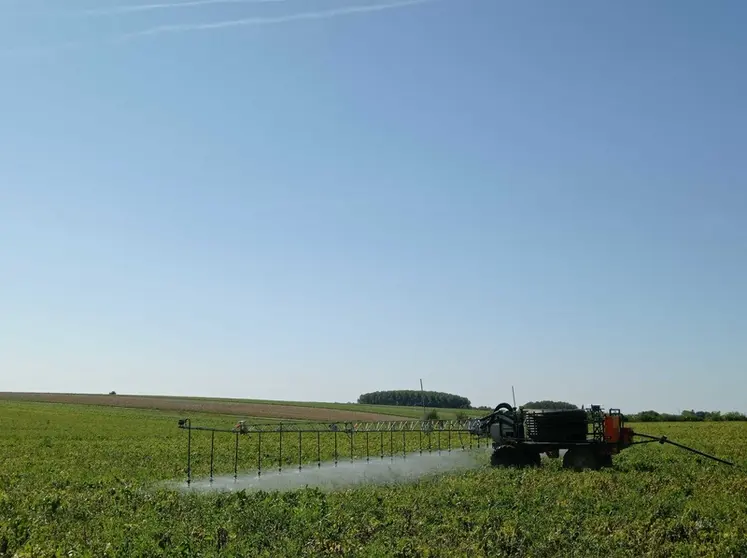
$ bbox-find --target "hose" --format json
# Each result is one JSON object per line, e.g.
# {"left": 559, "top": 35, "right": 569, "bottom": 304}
{"left": 633, "top": 432, "right": 736, "bottom": 467}
{"left": 477, "top": 403, "right": 515, "bottom": 425}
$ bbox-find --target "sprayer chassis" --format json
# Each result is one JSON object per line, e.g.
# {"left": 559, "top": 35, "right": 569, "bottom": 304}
{"left": 488, "top": 440, "right": 621, "bottom": 470}
{"left": 475, "top": 403, "right": 736, "bottom": 471}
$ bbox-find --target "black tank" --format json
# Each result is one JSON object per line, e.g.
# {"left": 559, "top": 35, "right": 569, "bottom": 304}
{"left": 523, "top": 409, "right": 588, "bottom": 442}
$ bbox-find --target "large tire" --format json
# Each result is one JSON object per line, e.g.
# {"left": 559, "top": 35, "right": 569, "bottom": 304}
{"left": 522, "top": 450, "right": 542, "bottom": 467}
{"left": 491, "top": 446, "right": 541, "bottom": 468}
{"left": 562, "top": 447, "right": 601, "bottom": 471}
{"left": 599, "top": 453, "right": 613, "bottom": 468}
{"left": 490, "top": 445, "right": 521, "bottom": 467}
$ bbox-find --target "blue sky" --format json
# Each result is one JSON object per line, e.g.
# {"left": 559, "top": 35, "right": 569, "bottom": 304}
{"left": 1, "top": 0, "right": 745, "bottom": 413}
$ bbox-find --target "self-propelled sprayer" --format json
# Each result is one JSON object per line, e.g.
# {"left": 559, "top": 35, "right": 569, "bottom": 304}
{"left": 175, "top": 402, "right": 735, "bottom": 485}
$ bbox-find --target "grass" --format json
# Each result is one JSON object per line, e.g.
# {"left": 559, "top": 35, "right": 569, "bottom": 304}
{"left": 1, "top": 400, "right": 746, "bottom": 557}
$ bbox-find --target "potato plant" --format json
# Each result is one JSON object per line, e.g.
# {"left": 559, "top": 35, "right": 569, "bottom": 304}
{"left": 1, "top": 401, "right": 746, "bottom": 557}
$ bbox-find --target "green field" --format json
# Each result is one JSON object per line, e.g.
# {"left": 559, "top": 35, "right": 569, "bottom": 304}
{"left": 1, "top": 400, "right": 746, "bottom": 557}
{"left": 0, "top": 392, "right": 485, "bottom": 422}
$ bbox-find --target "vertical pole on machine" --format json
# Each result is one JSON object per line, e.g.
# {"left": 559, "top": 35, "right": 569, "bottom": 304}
{"left": 209, "top": 430, "right": 215, "bottom": 482}
{"left": 402, "top": 429, "right": 406, "bottom": 458}
{"left": 437, "top": 427, "right": 441, "bottom": 454}
{"left": 390, "top": 428, "right": 394, "bottom": 459}
{"left": 350, "top": 430, "right": 354, "bottom": 463}
{"left": 366, "top": 431, "right": 370, "bottom": 462}
{"left": 334, "top": 429, "right": 338, "bottom": 466}
{"left": 298, "top": 431, "right": 302, "bottom": 471}
{"left": 317, "top": 431, "right": 321, "bottom": 468}
{"left": 186, "top": 419, "right": 192, "bottom": 486}
{"left": 420, "top": 379, "right": 426, "bottom": 418}
{"left": 234, "top": 431, "right": 239, "bottom": 480}
{"left": 448, "top": 426, "right": 451, "bottom": 453}
{"left": 380, "top": 431, "right": 384, "bottom": 459}
{"left": 278, "top": 424, "right": 283, "bottom": 472}
{"left": 258, "top": 431, "right": 262, "bottom": 477}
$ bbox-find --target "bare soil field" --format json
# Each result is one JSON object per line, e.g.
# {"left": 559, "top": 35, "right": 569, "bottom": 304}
{"left": 0, "top": 392, "right": 408, "bottom": 422}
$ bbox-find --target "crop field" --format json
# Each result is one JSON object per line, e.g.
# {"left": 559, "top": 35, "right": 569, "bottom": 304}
{"left": 1, "top": 400, "right": 747, "bottom": 557}
{"left": 0, "top": 392, "right": 416, "bottom": 422}
{"left": 0, "top": 392, "right": 485, "bottom": 421}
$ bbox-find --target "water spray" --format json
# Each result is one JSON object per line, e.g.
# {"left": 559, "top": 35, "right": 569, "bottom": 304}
{"left": 176, "top": 417, "right": 484, "bottom": 487}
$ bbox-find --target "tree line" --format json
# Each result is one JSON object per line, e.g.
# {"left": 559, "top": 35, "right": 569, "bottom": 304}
{"left": 356, "top": 393, "right": 746, "bottom": 421}
{"left": 625, "top": 410, "right": 747, "bottom": 422}
{"left": 358, "top": 390, "right": 471, "bottom": 409}
{"left": 523, "top": 400, "right": 578, "bottom": 410}
{"left": 516, "top": 402, "right": 747, "bottom": 421}
{"left": 472, "top": 400, "right": 578, "bottom": 411}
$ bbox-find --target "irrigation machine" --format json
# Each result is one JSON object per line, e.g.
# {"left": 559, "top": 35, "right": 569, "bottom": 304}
{"left": 176, "top": 402, "right": 735, "bottom": 485}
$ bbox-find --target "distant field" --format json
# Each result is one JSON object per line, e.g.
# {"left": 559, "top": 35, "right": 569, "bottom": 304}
{"left": 0, "top": 392, "right": 411, "bottom": 422}
{"left": 164, "top": 395, "right": 487, "bottom": 420}
{"left": 0, "top": 392, "right": 484, "bottom": 422}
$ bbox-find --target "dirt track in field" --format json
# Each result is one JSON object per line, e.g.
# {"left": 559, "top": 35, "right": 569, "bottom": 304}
{"left": 0, "top": 392, "right": 408, "bottom": 422}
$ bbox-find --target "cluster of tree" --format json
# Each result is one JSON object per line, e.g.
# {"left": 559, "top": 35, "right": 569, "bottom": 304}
{"left": 522, "top": 400, "right": 579, "bottom": 410}
{"left": 358, "top": 390, "right": 471, "bottom": 409}
{"left": 470, "top": 400, "right": 578, "bottom": 412}
{"left": 626, "top": 410, "right": 747, "bottom": 422}
{"left": 358, "top": 393, "right": 746, "bottom": 422}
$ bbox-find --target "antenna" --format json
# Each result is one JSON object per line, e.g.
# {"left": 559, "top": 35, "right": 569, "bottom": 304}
{"left": 512, "top": 386, "right": 517, "bottom": 408}
{"left": 420, "top": 379, "right": 426, "bottom": 417}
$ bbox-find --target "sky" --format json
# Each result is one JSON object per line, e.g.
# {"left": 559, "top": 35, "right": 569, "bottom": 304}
{"left": 1, "top": 0, "right": 745, "bottom": 414}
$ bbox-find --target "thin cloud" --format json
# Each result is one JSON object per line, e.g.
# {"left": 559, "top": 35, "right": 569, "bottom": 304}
{"left": 2, "top": 0, "right": 443, "bottom": 58}
{"left": 80, "top": 0, "right": 287, "bottom": 16}
{"left": 116, "top": 0, "right": 438, "bottom": 40}
{"left": 0, "top": 40, "right": 84, "bottom": 60}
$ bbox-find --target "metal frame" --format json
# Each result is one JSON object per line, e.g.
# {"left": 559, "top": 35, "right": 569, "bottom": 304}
{"left": 177, "top": 418, "right": 484, "bottom": 486}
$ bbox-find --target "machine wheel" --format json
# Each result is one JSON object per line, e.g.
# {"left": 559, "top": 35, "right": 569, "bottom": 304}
{"left": 490, "top": 445, "right": 529, "bottom": 468}
{"left": 490, "top": 446, "right": 541, "bottom": 468}
{"left": 491, "top": 446, "right": 518, "bottom": 467}
{"left": 522, "top": 450, "right": 542, "bottom": 467}
{"left": 562, "top": 448, "right": 601, "bottom": 471}
{"left": 599, "top": 453, "right": 613, "bottom": 468}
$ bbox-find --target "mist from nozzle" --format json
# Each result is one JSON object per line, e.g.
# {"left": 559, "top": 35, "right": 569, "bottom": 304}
{"left": 168, "top": 449, "right": 489, "bottom": 493}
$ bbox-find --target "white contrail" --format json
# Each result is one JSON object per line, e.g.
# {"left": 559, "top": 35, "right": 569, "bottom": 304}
{"left": 2, "top": 0, "right": 443, "bottom": 58}
{"left": 0, "top": 39, "right": 84, "bottom": 60}
{"left": 117, "top": 0, "right": 437, "bottom": 40}
{"left": 81, "top": 0, "right": 286, "bottom": 16}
